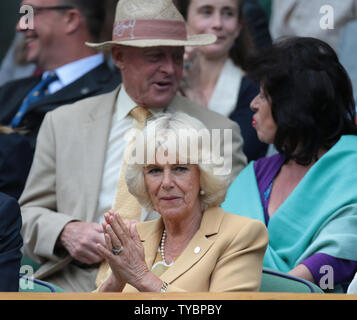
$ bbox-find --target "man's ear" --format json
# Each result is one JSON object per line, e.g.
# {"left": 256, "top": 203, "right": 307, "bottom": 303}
{"left": 63, "top": 8, "right": 82, "bottom": 35}
{"left": 111, "top": 46, "right": 125, "bottom": 69}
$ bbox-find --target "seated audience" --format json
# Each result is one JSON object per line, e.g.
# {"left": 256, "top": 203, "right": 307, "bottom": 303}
{"left": 95, "top": 112, "right": 268, "bottom": 292}
{"left": 0, "top": 192, "right": 23, "bottom": 292}
{"left": 19, "top": 0, "right": 247, "bottom": 292}
{"left": 0, "top": 0, "right": 121, "bottom": 150}
{"left": 0, "top": 0, "right": 119, "bottom": 85}
{"left": 177, "top": 0, "right": 269, "bottom": 162}
{"left": 222, "top": 37, "right": 357, "bottom": 292}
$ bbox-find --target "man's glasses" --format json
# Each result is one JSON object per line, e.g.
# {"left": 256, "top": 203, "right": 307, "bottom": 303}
{"left": 18, "top": 5, "right": 75, "bottom": 18}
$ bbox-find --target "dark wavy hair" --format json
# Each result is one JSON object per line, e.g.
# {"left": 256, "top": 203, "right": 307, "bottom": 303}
{"left": 60, "top": 0, "right": 106, "bottom": 42}
{"left": 247, "top": 37, "right": 357, "bottom": 165}
{"left": 176, "top": 0, "right": 253, "bottom": 70}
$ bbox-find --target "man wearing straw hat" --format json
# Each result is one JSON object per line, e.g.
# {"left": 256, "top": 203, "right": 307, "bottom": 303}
{"left": 19, "top": 0, "right": 247, "bottom": 292}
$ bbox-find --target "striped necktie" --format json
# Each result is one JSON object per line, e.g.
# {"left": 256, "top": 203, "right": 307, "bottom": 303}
{"left": 95, "top": 106, "right": 152, "bottom": 289}
{"left": 10, "top": 71, "right": 58, "bottom": 128}
{"left": 111, "top": 106, "right": 152, "bottom": 221}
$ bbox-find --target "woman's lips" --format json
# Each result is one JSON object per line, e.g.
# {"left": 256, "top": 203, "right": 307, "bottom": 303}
{"left": 161, "top": 196, "right": 180, "bottom": 201}
{"left": 215, "top": 35, "right": 227, "bottom": 43}
{"left": 252, "top": 117, "right": 257, "bottom": 127}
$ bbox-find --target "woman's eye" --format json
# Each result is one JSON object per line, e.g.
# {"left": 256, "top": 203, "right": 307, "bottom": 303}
{"left": 222, "top": 9, "right": 235, "bottom": 18}
{"left": 147, "top": 167, "right": 161, "bottom": 174}
{"left": 199, "top": 7, "right": 213, "bottom": 16}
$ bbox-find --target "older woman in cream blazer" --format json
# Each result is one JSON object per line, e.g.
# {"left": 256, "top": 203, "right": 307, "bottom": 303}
{"left": 95, "top": 112, "right": 268, "bottom": 293}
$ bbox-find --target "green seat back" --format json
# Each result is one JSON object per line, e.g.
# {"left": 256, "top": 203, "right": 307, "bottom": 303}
{"left": 260, "top": 268, "right": 324, "bottom": 293}
{"left": 21, "top": 255, "right": 42, "bottom": 273}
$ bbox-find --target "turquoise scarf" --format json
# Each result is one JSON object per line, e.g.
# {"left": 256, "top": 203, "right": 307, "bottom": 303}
{"left": 222, "top": 135, "right": 357, "bottom": 274}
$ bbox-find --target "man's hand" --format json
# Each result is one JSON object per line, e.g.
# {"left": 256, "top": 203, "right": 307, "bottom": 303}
{"left": 58, "top": 221, "right": 105, "bottom": 265}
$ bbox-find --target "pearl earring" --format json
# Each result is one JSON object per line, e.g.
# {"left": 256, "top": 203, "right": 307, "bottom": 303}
{"left": 200, "top": 190, "right": 205, "bottom": 196}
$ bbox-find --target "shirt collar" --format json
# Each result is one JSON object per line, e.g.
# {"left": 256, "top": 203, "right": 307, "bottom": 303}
{"left": 116, "top": 85, "right": 162, "bottom": 121}
{"left": 42, "top": 53, "right": 104, "bottom": 87}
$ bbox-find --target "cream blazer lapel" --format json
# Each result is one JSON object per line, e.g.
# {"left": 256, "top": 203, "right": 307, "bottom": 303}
{"left": 136, "top": 218, "right": 163, "bottom": 269}
{"left": 81, "top": 86, "right": 121, "bottom": 221}
{"left": 136, "top": 208, "right": 223, "bottom": 285}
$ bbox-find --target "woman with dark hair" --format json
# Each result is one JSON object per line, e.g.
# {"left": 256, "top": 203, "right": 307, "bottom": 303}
{"left": 177, "top": 0, "right": 270, "bottom": 162}
{"left": 222, "top": 37, "right": 357, "bottom": 292}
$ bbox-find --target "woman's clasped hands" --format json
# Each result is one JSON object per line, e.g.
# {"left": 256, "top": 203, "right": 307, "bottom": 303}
{"left": 96, "top": 211, "right": 161, "bottom": 292}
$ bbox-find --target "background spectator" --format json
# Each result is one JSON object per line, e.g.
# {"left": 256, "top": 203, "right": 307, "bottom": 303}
{"left": 0, "top": 0, "right": 121, "bottom": 150}
{"left": 177, "top": 0, "right": 270, "bottom": 162}
{"left": 222, "top": 37, "right": 357, "bottom": 292}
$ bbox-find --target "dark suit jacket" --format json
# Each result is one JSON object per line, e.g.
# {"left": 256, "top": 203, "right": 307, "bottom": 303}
{"left": 0, "top": 62, "right": 122, "bottom": 148}
{"left": 0, "top": 133, "right": 33, "bottom": 199}
{"left": 229, "top": 76, "right": 268, "bottom": 162}
{"left": 0, "top": 192, "right": 23, "bottom": 291}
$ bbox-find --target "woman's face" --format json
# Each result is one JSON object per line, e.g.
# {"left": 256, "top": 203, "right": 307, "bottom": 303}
{"left": 186, "top": 0, "right": 240, "bottom": 59}
{"left": 144, "top": 162, "right": 201, "bottom": 220}
{"left": 250, "top": 87, "right": 277, "bottom": 144}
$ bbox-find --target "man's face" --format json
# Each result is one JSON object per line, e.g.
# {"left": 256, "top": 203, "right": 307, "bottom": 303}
{"left": 17, "top": 0, "right": 68, "bottom": 69}
{"left": 112, "top": 46, "right": 184, "bottom": 108}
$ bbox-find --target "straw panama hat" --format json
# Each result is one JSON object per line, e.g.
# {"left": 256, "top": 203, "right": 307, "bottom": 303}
{"left": 86, "top": 0, "right": 217, "bottom": 49}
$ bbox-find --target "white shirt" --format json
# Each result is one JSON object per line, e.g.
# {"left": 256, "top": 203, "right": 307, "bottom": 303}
{"left": 96, "top": 86, "right": 160, "bottom": 223}
{"left": 208, "top": 58, "right": 242, "bottom": 117}
{"left": 42, "top": 53, "right": 104, "bottom": 94}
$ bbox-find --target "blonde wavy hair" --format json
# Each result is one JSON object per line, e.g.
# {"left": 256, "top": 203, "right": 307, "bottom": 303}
{"left": 125, "top": 112, "right": 231, "bottom": 212}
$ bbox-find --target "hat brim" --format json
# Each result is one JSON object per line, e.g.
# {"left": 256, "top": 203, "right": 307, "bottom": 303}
{"left": 86, "top": 34, "right": 217, "bottom": 50}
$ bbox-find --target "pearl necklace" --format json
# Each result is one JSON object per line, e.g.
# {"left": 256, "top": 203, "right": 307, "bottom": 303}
{"left": 160, "top": 229, "right": 167, "bottom": 263}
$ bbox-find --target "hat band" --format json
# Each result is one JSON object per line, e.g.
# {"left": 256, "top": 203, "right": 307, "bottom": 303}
{"left": 113, "top": 19, "right": 188, "bottom": 42}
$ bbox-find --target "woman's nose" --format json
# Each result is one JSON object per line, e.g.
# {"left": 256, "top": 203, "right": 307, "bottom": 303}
{"left": 212, "top": 12, "right": 223, "bottom": 30}
{"left": 161, "top": 170, "right": 174, "bottom": 190}
{"left": 250, "top": 94, "right": 259, "bottom": 112}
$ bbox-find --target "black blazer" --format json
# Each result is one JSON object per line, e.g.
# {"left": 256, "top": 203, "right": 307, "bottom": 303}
{"left": 0, "top": 192, "right": 22, "bottom": 292}
{"left": 0, "top": 62, "right": 122, "bottom": 148}
{"left": 0, "top": 133, "right": 32, "bottom": 199}
{"left": 229, "top": 76, "right": 268, "bottom": 162}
